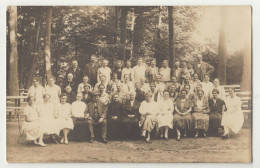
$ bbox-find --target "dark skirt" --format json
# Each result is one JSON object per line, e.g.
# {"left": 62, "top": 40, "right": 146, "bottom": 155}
{"left": 192, "top": 112, "right": 209, "bottom": 131}
{"left": 107, "top": 118, "right": 123, "bottom": 140}
{"left": 173, "top": 113, "right": 192, "bottom": 130}
{"left": 122, "top": 117, "right": 140, "bottom": 139}
{"left": 209, "top": 113, "right": 222, "bottom": 134}
{"left": 70, "top": 117, "right": 89, "bottom": 141}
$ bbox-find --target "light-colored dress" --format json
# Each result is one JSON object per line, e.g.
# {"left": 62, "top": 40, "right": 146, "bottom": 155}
{"left": 99, "top": 92, "right": 110, "bottom": 105}
{"left": 133, "top": 65, "right": 146, "bottom": 84}
{"left": 56, "top": 103, "right": 74, "bottom": 130}
{"left": 37, "top": 102, "right": 61, "bottom": 135}
{"left": 159, "top": 67, "right": 171, "bottom": 82}
{"left": 21, "top": 105, "right": 42, "bottom": 140}
{"left": 139, "top": 100, "right": 158, "bottom": 132}
{"left": 97, "top": 67, "right": 111, "bottom": 83}
{"left": 156, "top": 99, "right": 174, "bottom": 129}
{"left": 45, "top": 85, "right": 61, "bottom": 104}
{"left": 121, "top": 68, "right": 134, "bottom": 82}
{"left": 28, "top": 85, "right": 45, "bottom": 105}
{"left": 71, "top": 101, "right": 87, "bottom": 118}
{"left": 122, "top": 81, "right": 135, "bottom": 94}
{"left": 221, "top": 96, "right": 244, "bottom": 134}
{"left": 201, "top": 81, "right": 214, "bottom": 98}
{"left": 192, "top": 97, "right": 210, "bottom": 131}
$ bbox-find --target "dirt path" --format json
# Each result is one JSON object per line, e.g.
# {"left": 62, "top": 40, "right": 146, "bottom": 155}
{"left": 6, "top": 122, "right": 252, "bottom": 163}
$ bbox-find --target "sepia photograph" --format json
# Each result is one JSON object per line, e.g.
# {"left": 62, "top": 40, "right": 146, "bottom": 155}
{"left": 6, "top": 5, "right": 252, "bottom": 163}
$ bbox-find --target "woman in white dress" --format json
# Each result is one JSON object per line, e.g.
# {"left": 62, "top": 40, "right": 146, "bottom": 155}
{"left": 37, "top": 93, "right": 61, "bottom": 143}
{"left": 121, "top": 60, "right": 134, "bottom": 82}
{"left": 21, "top": 96, "right": 45, "bottom": 146}
{"left": 156, "top": 90, "right": 174, "bottom": 140}
{"left": 97, "top": 59, "right": 111, "bottom": 83}
{"left": 45, "top": 77, "right": 61, "bottom": 104}
{"left": 133, "top": 58, "right": 146, "bottom": 84}
{"left": 28, "top": 78, "right": 45, "bottom": 105}
{"left": 121, "top": 74, "right": 135, "bottom": 94}
{"left": 56, "top": 94, "right": 74, "bottom": 144}
{"left": 139, "top": 92, "right": 158, "bottom": 143}
{"left": 221, "top": 88, "right": 244, "bottom": 138}
{"left": 201, "top": 74, "right": 214, "bottom": 99}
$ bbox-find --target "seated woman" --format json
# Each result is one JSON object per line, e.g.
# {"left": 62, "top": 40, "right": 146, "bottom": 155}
{"left": 221, "top": 88, "right": 244, "bottom": 138}
{"left": 139, "top": 92, "right": 158, "bottom": 143}
{"left": 98, "top": 84, "right": 110, "bottom": 105}
{"left": 77, "top": 75, "right": 93, "bottom": 93}
{"left": 56, "top": 94, "right": 74, "bottom": 144}
{"left": 71, "top": 93, "right": 88, "bottom": 141}
{"left": 192, "top": 90, "right": 210, "bottom": 139}
{"left": 173, "top": 89, "right": 193, "bottom": 141}
{"left": 107, "top": 93, "right": 124, "bottom": 139}
{"left": 121, "top": 74, "right": 135, "bottom": 94}
{"left": 21, "top": 96, "right": 45, "bottom": 146}
{"left": 168, "top": 84, "right": 178, "bottom": 103}
{"left": 208, "top": 89, "right": 226, "bottom": 136}
{"left": 156, "top": 90, "right": 174, "bottom": 140}
{"left": 123, "top": 91, "right": 141, "bottom": 139}
{"left": 37, "top": 93, "right": 61, "bottom": 144}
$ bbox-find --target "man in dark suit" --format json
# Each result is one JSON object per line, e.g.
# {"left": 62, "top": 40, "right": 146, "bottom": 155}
{"left": 65, "top": 60, "right": 82, "bottom": 86}
{"left": 82, "top": 85, "right": 93, "bottom": 105}
{"left": 123, "top": 91, "right": 141, "bottom": 139}
{"left": 64, "top": 85, "right": 76, "bottom": 104}
{"left": 62, "top": 73, "right": 77, "bottom": 93}
{"left": 193, "top": 54, "right": 214, "bottom": 82}
{"left": 85, "top": 92, "right": 108, "bottom": 143}
{"left": 84, "top": 55, "right": 99, "bottom": 87}
{"left": 135, "top": 82, "right": 145, "bottom": 102}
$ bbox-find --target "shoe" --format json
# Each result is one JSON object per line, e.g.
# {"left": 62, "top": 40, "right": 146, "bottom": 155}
{"left": 89, "top": 138, "right": 94, "bottom": 143}
{"left": 33, "top": 140, "right": 39, "bottom": 145}
{"left": 203, "top": 133, "right": 207, "bottom": 138}
{"left": 194, "top": 134, "right": 198, "bottom": 139}
{"left": 102, "top": 139, "right": 108, "bottom": 143}
{"left": 145, "top": 137, "right": 150, "bottom": 143}
{"left": 176, "top": 136, "right": 181, "bottom": 141}
{"left": 60, "top": 138, "right": 64, "bottom": 144}
{"left": 221, "top": 134, "right": 229, "bottom": 139}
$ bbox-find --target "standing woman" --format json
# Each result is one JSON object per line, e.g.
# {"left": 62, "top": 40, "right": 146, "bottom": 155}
{"left": 139, "top": 92, "right": 158, "bottom": 143}
{"left": 208, "top": 89, "right": 226, "bottom": 136}
{"left": 37, "top": 93, "right": 61, "bottom": 143}
{"left": 192, "top": 90, "right": 210, "bottom": 138}
{"left": 45, "top": 77, "right": 61, "bottom": 104}
{"left": 211, "top": 78, "right": 226, "bottom": 100}
{"left": 173, "top": 89, "right": 193, "bottom": 141}
{"left": 56, "top": 94, "right": 74, "bottom": 144}
{"left": 21, "top": 96, "right": 45, "bottom": 146}
{"left": 156, "top": 90, "right": 174, "bottom": 140}
{"left": 221, "top": 88, "right": 244, "bottom": 138}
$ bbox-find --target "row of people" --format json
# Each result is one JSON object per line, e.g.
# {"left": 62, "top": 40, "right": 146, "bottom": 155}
{"left": 22, "top": 86, "right": 244, "bottom": 146}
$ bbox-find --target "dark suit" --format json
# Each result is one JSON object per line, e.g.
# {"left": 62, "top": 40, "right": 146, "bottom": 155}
{"left": 135, "top": 90, "right": 145, "bottom": 102}
{"left": 66, "top": 91, "right": 76, "bottom": 104}
{"left": 208, "top": 98, "right": 226, "bottom": 135}
{"left": 62, "top": 80, "right": 77, "bottom": 93}
{"left": 65, "top": 67, "right": 82, "bottom": 86}
{"left": 193, "top": 61, "right": 214, "bottom": 81}
{"left": 122, "top": 100, "right": 141, "bottom": 139}
{"left": 85, "top": 101, "right": 107, "bottom": 139}
{"left": 82, "top": 91, "right": 93, "bottom": 105}
{"left": 84, "top": 63, "right": 99, "bottom": 87}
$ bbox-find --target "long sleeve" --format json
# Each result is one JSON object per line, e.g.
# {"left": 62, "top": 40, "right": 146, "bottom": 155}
{"left": 206, "top": 62, "right": 214, "bottom": 75}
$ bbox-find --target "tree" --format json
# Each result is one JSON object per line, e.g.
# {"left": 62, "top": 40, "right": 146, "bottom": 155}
{"left": 7, "top": 6, "right": 19, "bottom": 96}
{"left": 168, "top": 6, "right": 175, "bottom": 68}
{"left": 44, "top": 7, "right": 53, "bottom": 81}
{"left": 217, "top": 7, "right": 227, "bottom": 85}
{"left": 120, "top": 7, "right": 128, "bottom": 61}
{"left": 240, "top": 43, "right": 251, "bottom": 92}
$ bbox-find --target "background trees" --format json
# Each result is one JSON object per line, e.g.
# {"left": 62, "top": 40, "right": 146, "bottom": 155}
{"left": 7, "top": 6, "right": 251, "bottom": 92}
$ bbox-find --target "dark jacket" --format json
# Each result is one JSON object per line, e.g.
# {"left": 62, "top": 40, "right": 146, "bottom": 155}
{"left": 82, "top": 91, "right": 93, "bottom": 105}
{"left": 65, "top": 67, "right": 82, "bottom": 86}
{"left": 66, "top": 91, "right": 76, "bottom": 104}
{"left": 208, "top": 98, "right": 226, "bottom": 114}
{"left": 135, "top": 90, "right": 145, "bottom": 102}
{"left": 124, "top": 100, "right": 141, "bottom": 118}
{"left": 107, "top": 101, "right": 124, "bottom": 119}
{"left": 85, "top": 101, "right": 107, "bottom": 119}
{"left": 62, "top": 80, "right": 77, "bottom": 93}
{"left": 84, "top": 63, "right": 99, "bottom": 86}
{"left": 193, "top": 61, "right": 214, "bottom": 81}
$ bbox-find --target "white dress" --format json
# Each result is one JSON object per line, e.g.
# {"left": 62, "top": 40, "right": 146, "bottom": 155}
{"left": 45, "top": 85, "right": 61, "bottom": 104}
{"left": 121, "top": 81, "right": 135, "bottom": 94}
{"left": 221, "top": 96, "right": 244, "bottom": 134}
{"left": 28, "top": 85, "right": 45, "bottom": 105}
{"left": 71, "top": 101, "right": 87, "bottom": 118}
{"left": 201, "top": 81, "right": 214, "bottom": 98}
{"left": 21, "top": 105, "right": 42, "bottom": 140}
{"left": 97, "top": 67, "right": 111, "bottom": 83}
{"left": 99, "top": 92, "right": 110, "bottom": 105}
{"left": 156, "top": 99, "right": 174, "bottom": 129}
{"left": 37, "top": 102, "right": 61, "bottom": 135}
{"left": 56, "top": 103, "right": 74, "bottom": 130}
{"left": 121, "top": 68, "right": 134, "bottom": 82}
{"left": 159, "top": 67, "right": 171, "bottom": 82}
{"left": 133, "top": 65, "right": 146, "bottom": 84}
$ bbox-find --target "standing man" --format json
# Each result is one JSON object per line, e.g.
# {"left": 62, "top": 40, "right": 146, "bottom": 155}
{"left": 85, "top": 92, "right": 108, "bottom": 143}
{"left": 133, "top": 58, "right": 146, "bottom": 84}
{"left": 65, "top": 60, "right": 82, "bottom": 86}
{"left": 193, "top": 54, "right": 214, "bottom": 82}
{"left": 84, "top": 55, "right": 99, "bottom": 87}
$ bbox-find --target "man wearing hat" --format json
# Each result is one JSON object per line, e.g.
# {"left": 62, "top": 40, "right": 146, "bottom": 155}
{"left": 84, "top": 55, "right": 99, "bottom": 87}
{"left": 85, "top": 92, "right": 108, "bottom": 143}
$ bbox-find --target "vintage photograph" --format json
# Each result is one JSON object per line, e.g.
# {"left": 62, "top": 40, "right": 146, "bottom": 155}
{"left": 6, "top": 6, "right": 252, "bottom": 163}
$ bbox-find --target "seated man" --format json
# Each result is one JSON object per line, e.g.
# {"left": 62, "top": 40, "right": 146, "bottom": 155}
{"left": 62, "top": 73, "right": 77, "bottom": 93}
{"left": 122, "top": 91, "right": 141, "bottom": 139}
{"left": 71, "top": 93, "right": 87, "bottom": 141}
{"left": 64, "top": 85, "right": 76, "bottom": 104}
{"left": 107, "top": 93, "right": 124, "bottom": 139}
{"left": 85, "top": 92, "right": 108, "bottom": 143}
{"left": 82, "top": 85, "right": 93, "bottom": 105}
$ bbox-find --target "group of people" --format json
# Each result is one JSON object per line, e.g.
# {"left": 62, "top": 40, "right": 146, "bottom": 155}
{"left": 21, "top": 54, "right": 244, "bottom": 146}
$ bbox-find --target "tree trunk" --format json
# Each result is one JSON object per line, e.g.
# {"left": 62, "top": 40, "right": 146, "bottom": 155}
{"left": 130, "top": 8, "right": 135, "bottom": 59}
{"left": 7, "top": 6, "right": 19, "bottom": 96}
{"left": 114, "top": 6, "right": 119, "bottom": 44}
{"left": 240, "top": 43, "right": 251, "bottom": 92}
{"left": 156, "top": 6, "right": 162, "bottom": 67}
{"left": 217, "top": 7, "right": 227, "bottom": 85}
{"left": 44, "top": 7, "right": 53, "bottom": 81}
{"left": 26, "top": 7, "right": 42, "bottom": 88}
{"left": 120, "top": 7, "right": 127, "bottom": 61}
{"left": 168, "top": 6, "right": 175, "bottom": 69}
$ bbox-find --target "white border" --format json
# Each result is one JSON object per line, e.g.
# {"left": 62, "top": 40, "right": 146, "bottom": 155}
{"left": 1, "top": 0, "right": 259, "bottom": 168}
